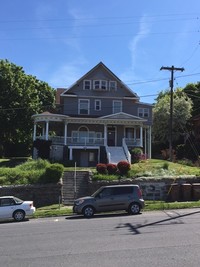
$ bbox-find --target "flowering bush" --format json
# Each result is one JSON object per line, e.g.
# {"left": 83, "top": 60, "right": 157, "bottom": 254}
{"left": 106, "top": 163, "right": 117, "bottom": 175}
{"left": 117, "top": 161, "right": 131, "bottom": 176}
{"left": 96, "top": 163, "right": 107, "bottom": 174}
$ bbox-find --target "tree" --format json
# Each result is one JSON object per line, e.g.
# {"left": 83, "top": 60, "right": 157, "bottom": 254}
{"left": 0, "top": 59, "right": 55, "bottom": 157}
{"left": 153, "top": 89, "right": 193, "bottom": 147}
{"left": 183, "top": 82, "right": 200, "bottom": 117}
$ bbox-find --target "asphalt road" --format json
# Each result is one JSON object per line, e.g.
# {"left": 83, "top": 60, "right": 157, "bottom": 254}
{"left": 0, "top": 209, "right": 200, "bottom": 267}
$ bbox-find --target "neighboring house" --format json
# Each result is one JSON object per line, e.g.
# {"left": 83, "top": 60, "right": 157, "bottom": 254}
{"left": 32, "top": 62, "right": 153, "bottom": 167}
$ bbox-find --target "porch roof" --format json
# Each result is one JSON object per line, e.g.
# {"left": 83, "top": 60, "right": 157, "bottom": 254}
{"left": 32, "top": 111, "right": 147, "bottom": 126}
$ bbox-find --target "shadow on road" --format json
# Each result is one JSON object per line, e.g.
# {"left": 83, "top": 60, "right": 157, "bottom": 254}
{"left": 116, "top": 210, "right": 200, "bottom": 235}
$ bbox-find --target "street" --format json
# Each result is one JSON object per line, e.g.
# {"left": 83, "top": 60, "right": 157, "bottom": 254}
{"left": 0, "top": 209, "right": 200, "bottom": 267}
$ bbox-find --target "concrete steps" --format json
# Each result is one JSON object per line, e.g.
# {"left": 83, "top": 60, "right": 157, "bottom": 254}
{"left": 62, "top": 171, "right": 91, "bottom": 205}
{"left": 107, "top": 146, "right": 128, "bottom": 164}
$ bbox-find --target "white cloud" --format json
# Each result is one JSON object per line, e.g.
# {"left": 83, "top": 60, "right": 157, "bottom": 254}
{"left": 120, "top": 15, "right": 151, "bottom": 82}
{"left": 49, "top": 59, "right": 88, "bottom": 88}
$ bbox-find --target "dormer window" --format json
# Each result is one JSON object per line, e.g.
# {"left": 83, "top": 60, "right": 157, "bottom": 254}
{"left": 83, "top": 80, "right": 91, "bottom": 90}
{"left": 93, "top": 80, "right": 107, "bottom": 90}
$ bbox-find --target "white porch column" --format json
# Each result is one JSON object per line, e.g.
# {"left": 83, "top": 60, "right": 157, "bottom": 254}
{"left": 64, "top": 122, "right": 67, "bottom": 145}
{"left": 148, "top": 126, "right": 152, "bottom": 159}
{"left": 33, "top": 123, "right": 37, "bottom": 141}
{"left": 140, "top": 126, "right": 143, "bottom": 147}
{"left": 104, "top": 124, "right": 107, "bottom": 146}
{"left": 144, "top": 128, "right": 147, "bottom": 156}
{"left": 69, "top": 148, "right": 73, "bottom": 160}
{"left": 45, "top": 121, "right": 49, "bottom": 140}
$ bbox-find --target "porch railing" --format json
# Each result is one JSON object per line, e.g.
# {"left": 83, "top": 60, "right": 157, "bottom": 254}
{"left": 36, "top": 136, "right": 104, "bottom": 146}
{"left": 124, "top": 138, "right": 141, "bottom": 147}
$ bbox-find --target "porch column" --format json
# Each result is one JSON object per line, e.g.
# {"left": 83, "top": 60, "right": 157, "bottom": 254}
{"left": 33, "top": 123, "right": 37, "bottom": 141}
{"left": 69, "top": 148, "right": 73, "bottom": 160}
{"left": 104, "top": 124, "right": 107, "bottom": 146}
{"left": 148, "top": 126, "right": 152, "bottom": 159}
{"left": 45, "top": 121, "right": 49, "bottom": 140}
{"left": 140, "top": 126, "right": 143, "bottom": 147}
{"left": 144, "top": 128, "right": 147, "bottom": 156}
{"left": 64, "top": 122, "right": 67, "bottom": 145}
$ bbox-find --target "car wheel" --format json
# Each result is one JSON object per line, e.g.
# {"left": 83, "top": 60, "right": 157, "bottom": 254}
{"left": 83, "top": 206, "right": 94, "bottom": 218}
{"left": 13, "top": 210, "right": 25, "bottom": 222}
{"left": 128, "top": 202, "right": 141, "bottom": 215}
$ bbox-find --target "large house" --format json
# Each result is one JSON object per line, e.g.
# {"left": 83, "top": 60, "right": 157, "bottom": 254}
{"left": 32, "top": 62, "right": 153, "bottom": 167}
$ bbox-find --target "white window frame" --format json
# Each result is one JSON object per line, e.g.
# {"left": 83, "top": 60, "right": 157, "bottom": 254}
{"left": 109, "top": 81, "right": 117, "bottom": 91}
{"left": 93, "top": 80, "right": 107, "bottom": 90}
{"left": 138, "top": 108, "right": 149, "bottom": 118}
{"left": 83, "top": 80, "right": 91, "bottom": 90}
{"left": 78, "top": 99, "right": 90, "bottom": 115}
{"left": 113, "top": 100, "right": 122, "bottom": 113}
{"left": 95, "top": 99, "right": 101, "bottom": 111}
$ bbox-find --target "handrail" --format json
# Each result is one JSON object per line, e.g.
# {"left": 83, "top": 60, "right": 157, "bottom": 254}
{"left": 122, "top": 138, "right": 131, "bottom": 163}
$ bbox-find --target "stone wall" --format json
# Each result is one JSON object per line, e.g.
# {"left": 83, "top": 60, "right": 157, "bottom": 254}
{"left": 88, "top": 176, "right": 200, "bottom": 202}
{"left": 0, "top": 183, "right": 62, "bottom": 208}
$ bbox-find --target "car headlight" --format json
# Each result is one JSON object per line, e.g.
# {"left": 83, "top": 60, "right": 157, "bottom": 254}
{"left": 75, "top": 199, "right": 84, "bottom": 205}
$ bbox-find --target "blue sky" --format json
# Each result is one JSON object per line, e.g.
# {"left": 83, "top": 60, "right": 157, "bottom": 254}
{"left": 1, "top": 0, "right": 200, "bottom": 104}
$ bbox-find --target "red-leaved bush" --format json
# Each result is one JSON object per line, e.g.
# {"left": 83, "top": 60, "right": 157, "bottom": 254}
{"left": 117, "top": 161, "right": 131, "bottom": 176}
{"left": 106, "top": 163, "right": 117, "bottom": 175}
{"left": 96, "top": 163, "right": 107, "bottom": 174}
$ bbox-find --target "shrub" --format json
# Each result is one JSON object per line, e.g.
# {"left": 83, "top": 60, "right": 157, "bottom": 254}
{"left": 162, "top": 162, "right": 169, "bottom": 170}
{"left": 106, "top": 163, "right": 117, "bottom": 175}
{"left": 130, "top": 148, "right": 143, "bottom": 163}
{"left": 96, "top": 163, "right": 107, "bottom": 174}
{"left": 39, "top": 163, "right": 64, "bottom": 183}
{"left": 117, "top": 161, "right": 131, "bottom": 176}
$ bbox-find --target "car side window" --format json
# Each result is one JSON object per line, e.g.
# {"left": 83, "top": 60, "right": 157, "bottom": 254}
{"left": 100, "top": 188, "right": 113, "bottom": 198}
{"left": 113, "top": 187, "right": 133, "bottom": 195}
{"left": 0, "top": 198, "right": 15, "bottom": 206}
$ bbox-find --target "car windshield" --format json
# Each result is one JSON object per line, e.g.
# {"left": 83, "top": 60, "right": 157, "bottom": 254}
{"left": 13, "top": 197, "right": 23, "bottom": 204}
{"left": 91, "top": 187, "right": 103, "bottom": 197}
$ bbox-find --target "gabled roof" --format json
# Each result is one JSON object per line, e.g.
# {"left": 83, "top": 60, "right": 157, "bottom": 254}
{"left": 61, "top": 62, "right": 139, "bottom": 99}
{"left": 100, "top": 112, "right": 146, "bottom": 121}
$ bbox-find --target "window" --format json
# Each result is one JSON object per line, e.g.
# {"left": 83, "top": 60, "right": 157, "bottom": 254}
{"left": 109, "top": 81, "right": 117, "bottom": 90}
{"left": 113, "top": 100, "right": 122, "bottom": 113}
{"left": 138, "top": 108, "right": 149, "bottom": 117}
{"left": 95, "top": 100, "right": 101, "bottom": 111}
{"left": 83, "top": 80, "right": 91, "bottom": 90}
{"left": 89, "top": 152, "right": 95, "bottom": 162}
{"left": 79, "top": 99, "right": 90, "bottom": 115}
{"left": 93, "top": 80, "right": 107, "bottom": 90}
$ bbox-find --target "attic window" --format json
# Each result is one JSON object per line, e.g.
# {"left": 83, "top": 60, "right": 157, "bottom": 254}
{"left": 93, "top": 80, "right": 107, "bottom": 90}
{"left": 109, "top": 81, "right": 117, "bottom": 90}
{"left": 83, "top": 80, "right": 91, "bottom": 90}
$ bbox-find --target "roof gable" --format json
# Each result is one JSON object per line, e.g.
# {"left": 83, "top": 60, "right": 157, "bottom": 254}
{"left": 61, "top": 62, "right": 139, "bottom": 99}
{"left": 100, "top": 112, "right": 145, "bottom": 121}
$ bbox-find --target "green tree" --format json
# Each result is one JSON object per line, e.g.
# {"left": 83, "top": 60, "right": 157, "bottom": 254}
{"left": 153, "top": 89, "right": 193, "bottom": 146}
{"left": 0, "top": 59, "right": 55, "bottom": 157}
{"left": 183, "top": 82, "right": 200, "bottom": 117}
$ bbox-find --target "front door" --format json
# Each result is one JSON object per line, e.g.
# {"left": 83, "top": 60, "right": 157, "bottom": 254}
{"left": 80, "top": 151, "right": 89, "bottom": 167}
{"left": 107, "top": 126, "right": 116, "bottom": 146}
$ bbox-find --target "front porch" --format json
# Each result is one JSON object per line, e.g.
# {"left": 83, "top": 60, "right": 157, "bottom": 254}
{"left": 32, "top": 112, "right": 151, "bottom": 166}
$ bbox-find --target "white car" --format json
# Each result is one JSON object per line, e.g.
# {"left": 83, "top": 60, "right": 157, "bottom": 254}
{"left": 0, "top": 196, "right": 36, "bottom": 222}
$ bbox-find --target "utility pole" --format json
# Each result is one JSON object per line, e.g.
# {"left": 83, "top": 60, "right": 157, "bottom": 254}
{"left": 160, "top": 65, "right": 184, "bottom": 161}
